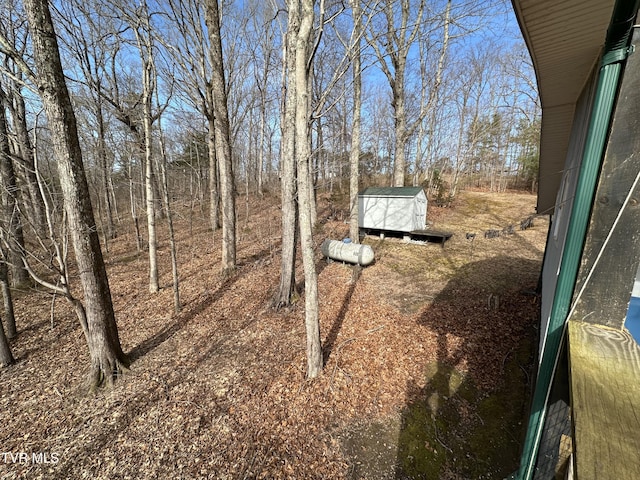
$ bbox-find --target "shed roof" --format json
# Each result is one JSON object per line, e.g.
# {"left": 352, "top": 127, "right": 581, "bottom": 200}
{"left": 511, "top": 0, "right": 617, "bottom": 213}
{"left": 359, "top": 187, "right": 425, "bottom": 197}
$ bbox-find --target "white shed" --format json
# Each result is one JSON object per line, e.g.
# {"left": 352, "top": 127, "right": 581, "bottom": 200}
{"left": 358, "top": 187, "right": 427, "bottom": 233}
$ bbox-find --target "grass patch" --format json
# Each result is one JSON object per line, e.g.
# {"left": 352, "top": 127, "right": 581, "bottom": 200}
{"left": 396, "top": 341, "right": 533, "bottom": 478}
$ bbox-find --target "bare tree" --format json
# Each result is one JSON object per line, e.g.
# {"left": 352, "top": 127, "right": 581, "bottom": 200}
{"left": 57, "top": 0, "right": 117, "bottom": 241}
{"left": 413, "top": 0, "right": 451, "bottom": 188}
{"left": 0, "top": 252, "right": 16, "bottom": 339}
{"left": 0, "top": 6, "right": 46, "bottom": 234}
{"left": 156, "top": 92, "right": 181, "bottom": 313}
{"left": 0, "top": 86, "right": 29, "bottom": 287}
{"left": 274, "top": 0, "right": 357, "bottom": 307}
{"left": 272, "top": 0, "right": 299, "bottom": 308}
{"left": 349, "top": 0, "right": 363, "bottom": 242}
{"left": 205, "top": 0, "right": 237, "bottom": 276}
{"left": 249, "top": 3, "right": 278, "bottom": 196}
{"left": 6, "top": 86, "right": 47, "bottom": 234}
{"left": 20, "top": 0, "right": 128, "bottom": 387}
{"left": 293, "top": 0, "right": 322, "bottom": 378}
{"left": 162, "top": 0, "right": 221, "bottom": 232}
{"left": 131, "top": 1, "right": 161, "bottom": 293}
{"left": 446, "top": 42, "right": 495, "bottom": 197}
{"left": 367, "top": 0, "right": 425, "bottom": 186}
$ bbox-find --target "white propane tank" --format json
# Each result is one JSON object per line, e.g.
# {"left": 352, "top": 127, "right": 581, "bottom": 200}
{"left": 321, "top": 239, "right": 374, "bottom": 266}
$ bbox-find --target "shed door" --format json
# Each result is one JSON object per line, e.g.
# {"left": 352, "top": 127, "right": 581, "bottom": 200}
{"left": 414, "top": 195, "right": 426, "bottom": 230}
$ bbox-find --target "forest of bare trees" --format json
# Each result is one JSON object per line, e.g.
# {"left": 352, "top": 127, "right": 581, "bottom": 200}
{"left": 0, "top": 0, "right": 540, "bottom": 382}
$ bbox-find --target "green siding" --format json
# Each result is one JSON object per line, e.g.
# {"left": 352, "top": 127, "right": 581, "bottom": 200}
{"left": 359, "top": 187, "right": 424, "bottom": 198}
{"left": 516, "top": 1, "right": 640, "bottom": 478}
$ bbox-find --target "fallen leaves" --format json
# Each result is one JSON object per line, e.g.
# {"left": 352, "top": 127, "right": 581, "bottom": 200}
{"left": 0, "top": 191, "right": 545, "bottom": 479}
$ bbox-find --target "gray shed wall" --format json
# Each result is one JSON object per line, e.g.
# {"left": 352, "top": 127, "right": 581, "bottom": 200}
{"left": 358, "top": 190, "right": 427, "bottom": 233}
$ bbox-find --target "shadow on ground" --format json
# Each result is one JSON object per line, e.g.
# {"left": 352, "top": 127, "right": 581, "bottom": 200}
{"left": 344, "top": 255, "right": 540, "bottom": 479}
{"left": 397, "top": 256, "right": 539, "bottom": 479}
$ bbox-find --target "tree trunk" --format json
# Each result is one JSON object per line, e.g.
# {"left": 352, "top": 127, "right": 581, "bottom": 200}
{"left": 134, "top": 8, "right": 160, "bottom": 294}
{"left": 9, "top": 88, "right": 47, "bottom": 233}
{"left": 273, "top": 1, "right": 300, "bottom": 309}
{"left": 349, "top": 0, "right": 362, "bottom": 243}
{"left": 24, "top": 0, "right": 128, "bottom": 387}
{"left": 450, "top": 111, "right": 466, "bottom": 198}
{"left": 142, "top": 63, "right": 159, "bottom": 293}
{"left": 205, "top": 0, "right": 236, "bottom": 276}
{"left": 0, "top": 259, "right": 16, "bottom": 339}
{"left": 127, "top": 156, "right": 143, "bottom": 252}
{"left": 294, "top": 0, "right": 322, "bottom": 379}
{"left": 0, "top": 311, "right": 13, "bottom": 366}
{"left": 107, "top": 170, "right": 119, "bottom": 224}
{"left": 157, "top": 104, "right": 181, "bottom": 313}
{"left": 96, "top": 94, "right": 115, "bottom": 240}
{"left": 0, "top": 88, "right": 29, "bottom": 288}
{"left": 368, "top": 1, "right": 426, "bottom": 187}
{"left": 392, "top": 66, "right": 407, "bottom": 187}
{"left": 257, "top": 89, "right": 266, "bottom": 197}
{"left": 207, "top": 116, "right": 221, "bottom": 231}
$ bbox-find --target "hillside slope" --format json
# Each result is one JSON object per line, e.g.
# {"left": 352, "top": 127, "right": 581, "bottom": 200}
{"left": 0, "top": 190, "right": 546, "bottom": 479}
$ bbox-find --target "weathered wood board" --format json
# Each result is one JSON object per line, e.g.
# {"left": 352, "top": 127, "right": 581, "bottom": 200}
{"left": 571, "top": 27, "right": 640, "bottom": 330}
{"left": 410, "top": 230, "right": 453, "bottom": 248}
{"left": 568, "top": 321, "right": 640, "bottom": 479}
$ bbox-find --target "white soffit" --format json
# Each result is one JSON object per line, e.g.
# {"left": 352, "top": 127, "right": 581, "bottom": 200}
{"left": 511, "top": 0, "right": 616, "bottom": 213}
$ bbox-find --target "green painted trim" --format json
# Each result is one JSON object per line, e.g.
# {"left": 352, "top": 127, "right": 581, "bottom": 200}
{"left": 601, "top": 46, "right": 634, "bottom": 66}
{"left": 516, "top": 1, "right": 640, "bottom": 477}
{"left": 517, "top": 61, "right": 622, "bottom": 480}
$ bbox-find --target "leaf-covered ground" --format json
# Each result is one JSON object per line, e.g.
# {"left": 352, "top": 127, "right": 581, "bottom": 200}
{"left": 0, "top": 190, "right": 546, "bottom": 479}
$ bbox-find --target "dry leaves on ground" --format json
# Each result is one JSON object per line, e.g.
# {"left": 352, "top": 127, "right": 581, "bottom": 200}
{"left": 0, "top": 191, "right": 546, "bottom": 479}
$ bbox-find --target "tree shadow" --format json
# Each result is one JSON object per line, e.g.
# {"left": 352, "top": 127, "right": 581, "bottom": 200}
{"left": 395, "top": 256, "right": 540, "bottom": 479}
{"left": 17, "top": 322, "right": 78, "bottom": 362}
{"left": 128, "top": 244, "right": 274, "bottom": 364}
{"left": 127, "top": 273, "right": 240, "bottom": 363}
{"left": 12, "top": 317, "right": 51, "bottom": 337}
{"left": 294, "top": 251, "right": 332, "bottom": 294}
{"left": 237, "top": 245, "right": 277, "bottom": 268}
{"left": 51, "top": 248, "right": 280, "bottom": 479}
{"left": 323, "top": 266, "right": 360, "bottom": 366}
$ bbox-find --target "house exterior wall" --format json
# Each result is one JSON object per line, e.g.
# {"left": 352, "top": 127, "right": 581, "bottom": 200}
{"left": 539, "top": 68, "right": 598, "bottom": 358}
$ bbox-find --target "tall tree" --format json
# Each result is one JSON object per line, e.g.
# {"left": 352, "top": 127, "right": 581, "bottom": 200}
{"left": 349, "top": 0, "right": 363, "bottom": 243}
{"left": 162, "top": 0, "right": 221, "bottom": 232}
{"left": 205, "top": 0, "right": 236, "bottom": 276}
{"left": 368, "top": 0, "right": 425, "bottom": 186}
{"left": 21, "top": 0, "right": 128, "bottom": 387}
{"left": 448, "top": 43, "right": 494, "bottom": 197}
{"left": 131, "top": 1, "right": 161, "bottom": 293}
{"left": 249, "top": 2, "right": 278, "bottom": 196}
{"left": 292, "top": 0, "right": 322, "bottom": 378}
{"left": 0, "top": 3, "right": 47, "bottom": 235}
{"left": 0, "top": 252, "right": 16, "bottom": 339}
{"left": 6, "top": 85, "right": 47, "bottom": 235}
{"left": 413, "top": 0, "right": 451, "bottom": 187}
{"left": 0, "top": 85, "right": 29, "bottom": 287}
{"left": 272, "top": 0, "right": 299, "bottom": 308}
{"left": 156, "top": 92, "right": 181, "bottom": 313}
{"left": 58, "top": 0, "right": 117, "bottom": 241}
